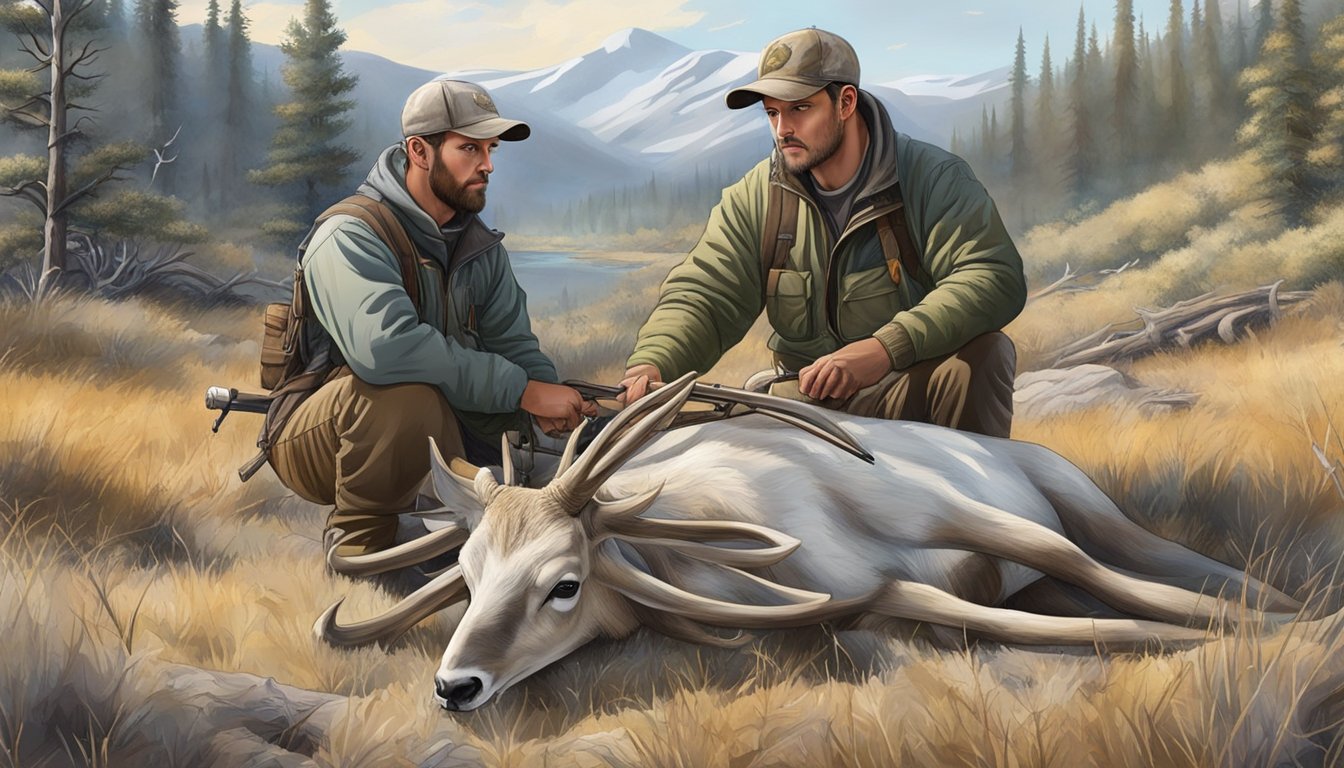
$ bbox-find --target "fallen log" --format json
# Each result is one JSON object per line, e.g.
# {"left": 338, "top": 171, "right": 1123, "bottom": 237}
{"left": 1051, "top": 281, "right": 1309, "bottom": 368}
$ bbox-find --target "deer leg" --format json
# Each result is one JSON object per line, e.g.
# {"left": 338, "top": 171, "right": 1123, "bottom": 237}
{"left": 879, "top": 579, "right": 1210, "bottom": 645}
{"left": 931, "top": 495, "right": 1296, "bottom": 627}
{"left": 1024, "top": 458, "right": 1300, "bottom": 612}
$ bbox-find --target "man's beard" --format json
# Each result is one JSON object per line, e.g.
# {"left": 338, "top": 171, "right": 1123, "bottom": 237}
{"left": 430, "top": 158, "right": 488, "bottom": 214}
{"left": 779, "top": 115, "right": 845, "bottom": 175}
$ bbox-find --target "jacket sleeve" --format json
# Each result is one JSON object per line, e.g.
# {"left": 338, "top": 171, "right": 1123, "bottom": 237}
{"left": 303, "top": 216, "right": 531, "bottom": 413}
{"left": 475, "top": 245, "right": 559, "bottom": 384}
{"left": 871, "top": 160, "right": 1027, "bottom": 368}
{"left": 626, "top": 170, "right": 766, "bottom": 378}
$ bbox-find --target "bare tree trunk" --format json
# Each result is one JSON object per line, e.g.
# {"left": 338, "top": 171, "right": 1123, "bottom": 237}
{"left": 38, "top": 0, "right": 69, "bottom": 302}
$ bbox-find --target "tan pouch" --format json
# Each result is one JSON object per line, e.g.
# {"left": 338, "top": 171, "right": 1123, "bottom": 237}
{"left": 260, "top": 302, "right": 292, "bottom": 390}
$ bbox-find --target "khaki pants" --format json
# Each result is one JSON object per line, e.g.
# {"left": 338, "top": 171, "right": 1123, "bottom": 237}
{"left": 268, "top": 375, "right": 466, "bottom": 553}
{"left": 767, "top": 332, "right": 1016, "bottom": 438}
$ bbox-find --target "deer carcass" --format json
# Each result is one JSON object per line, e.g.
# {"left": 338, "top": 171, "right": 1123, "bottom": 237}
{"left": 314, "top": 373, "right": 1301, "bottom": 711}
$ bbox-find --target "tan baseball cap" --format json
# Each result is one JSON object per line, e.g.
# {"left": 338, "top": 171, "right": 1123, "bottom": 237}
{"left": 725, "top": 28, "right": 861, "bottom": 110}
{"left": 401, "top": 79, "right": 530, "bottom": 141}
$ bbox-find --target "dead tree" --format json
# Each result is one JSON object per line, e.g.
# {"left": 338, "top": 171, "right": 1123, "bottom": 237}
{"left": 1050, "top": 281, "right": 1310, "bottom": 367}
{"left": 0, "top": 0, "right": 117, "bottom": 302}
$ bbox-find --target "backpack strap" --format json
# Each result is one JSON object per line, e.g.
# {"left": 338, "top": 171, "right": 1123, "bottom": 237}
{"left": 316, "top": 194, "right": 422, "bottom": 308}
{"left": 875, "top": 186, "right": 924, "bottom": 290}
{"left": 760, "top": 183, "right": 800, "bottom": 300}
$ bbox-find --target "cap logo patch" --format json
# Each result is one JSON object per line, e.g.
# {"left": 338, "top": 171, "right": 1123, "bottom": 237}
{"left": 760, "top": 42, "right": 792, "bottom": 75}
{"left": 472, "top": 91, "right": 496, "bottom": 112}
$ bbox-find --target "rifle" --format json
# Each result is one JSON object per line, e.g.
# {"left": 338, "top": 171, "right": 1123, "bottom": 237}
{"left": 204, "top": 377, "right": 875, "bottom": 465}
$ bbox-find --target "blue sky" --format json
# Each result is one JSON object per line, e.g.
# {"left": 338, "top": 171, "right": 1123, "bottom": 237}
{"left": 179, "top": 0, "right": 1253, "bottom": 82}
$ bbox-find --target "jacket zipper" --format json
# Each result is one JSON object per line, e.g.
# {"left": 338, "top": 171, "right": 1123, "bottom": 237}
{"left": 772, "top": 176, "right": 902, "bottom": 341}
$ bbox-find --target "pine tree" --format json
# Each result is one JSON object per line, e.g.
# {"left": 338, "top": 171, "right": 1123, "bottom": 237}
{"left": 224, "top": 0, "right": 251, "bottom": 204}
{"left": 1234, "top": 1, "right": 1248, "bottom": 72}
{"left": 1312, "top": 10, "right": 1344, "bottom": 191}
{"left": 1167, "top": 0, "right": 1191, "bottom": 156}
{"left": 980, "top": 104, "right": 992, "bottom": 167}
{"left": 1114, "top": 0, "right": 1139, "bottom": 164}
{"left": 1067, "top": 5, "right": 1097, "bottom": 202}
{"left": 134, "top": 0, "right": 181, "bottom": 153}
{"left": 1239, "top": 0, "right": 1316, "bottom": 225}
{"left": 1010, "top": 28, "right": 1030, "bottom": 179}
{"left": 250, "top": 0, "right": 359, "bottom": 221}
{"left": 1255, "top": 0, "right": 1273, "bottom": 55}
{"left": 203, "top": 0, "right": 223, "bottom": 77}
{"left": 0, "top": 0, "right": 195, "bottom": 299}
{"left": 1036, "top": 36, "right": 1057, "bottom": 157}
{"left": 1200, "top": 0, "right": 1229, "bottom": 141}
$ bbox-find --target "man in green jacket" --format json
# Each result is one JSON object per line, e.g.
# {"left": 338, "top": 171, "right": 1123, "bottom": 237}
{"left": 270, "top": 79, "right": 595, "bottom": 557}
{"left": 622, "top": 29, "right": 1025, "bottom": 438}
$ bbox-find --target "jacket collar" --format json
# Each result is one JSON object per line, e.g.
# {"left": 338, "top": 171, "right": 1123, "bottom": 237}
{"left": 357, "top": 143, "right": 504, "bottom": 269}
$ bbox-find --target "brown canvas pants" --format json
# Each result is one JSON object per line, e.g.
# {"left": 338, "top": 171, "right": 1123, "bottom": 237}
{"left": 268, "top": 375, "right": 467, "bottom": 554}
{"left": 767, "top": 332, "right": 1017, "bottom": 438}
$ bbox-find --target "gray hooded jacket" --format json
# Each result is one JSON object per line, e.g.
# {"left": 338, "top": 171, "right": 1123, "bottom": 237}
{"left": 301, "top": 144, "right": 557, "bottom": 439}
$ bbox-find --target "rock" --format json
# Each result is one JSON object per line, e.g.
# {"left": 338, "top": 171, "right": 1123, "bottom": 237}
{"left": 1014, "top": 364, "right": 1198, "bottom": 420}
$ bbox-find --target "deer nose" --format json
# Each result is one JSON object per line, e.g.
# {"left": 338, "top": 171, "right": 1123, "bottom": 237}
{"left": 435, "top": 675, "right": 483, "bottom": 710}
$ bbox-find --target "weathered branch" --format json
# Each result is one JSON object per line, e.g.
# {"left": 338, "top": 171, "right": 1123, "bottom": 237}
{"left": 1050, "top": 281, "right": 1310, "bottom": 367}
{"left": 1027, "top": 258, "right": 1142, "bottom": 305}
{"left": 4, "top": 107, "right": 50, "bottom": 127}
{"left": 66, "top": 233, "right": 290, "bottom": 301}
{"left": 1027, "top": 263, "right": 1086, "bottom": 303}
{"left": 64, "top": 41, "right": 106, "bottom": 76}
{"left": 59, "top": 0, "right": 96, "bottom": 32}
{"left": 0, "top": 181, "right": 49, "bottom": 213}
{"left": 51, "top": 169, "right": 119, "bottom": 215}
{"left": 18, "top": 23, "right": 51, "bottom": 63}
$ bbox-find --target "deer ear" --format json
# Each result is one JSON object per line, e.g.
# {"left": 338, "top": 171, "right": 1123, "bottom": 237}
{"left": 425, "top": 437, "right": 489, "bottom": 531}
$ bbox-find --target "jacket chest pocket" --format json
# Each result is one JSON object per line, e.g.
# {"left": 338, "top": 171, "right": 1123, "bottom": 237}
{"left": 837, "top": 265, "right": 901, "bottom": 341}
{"left": 765, "top": 268, "right": 814, "bottom": 342}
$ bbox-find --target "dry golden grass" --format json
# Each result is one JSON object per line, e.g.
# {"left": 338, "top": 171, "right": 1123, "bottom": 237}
{"left": 5, "top": 200, "right": 1344, "bottom": 764}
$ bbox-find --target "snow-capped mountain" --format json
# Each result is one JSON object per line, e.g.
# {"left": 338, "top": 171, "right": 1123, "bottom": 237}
{"left": 242, "top": 26, "right": 1009, "bottom": 213}
{"left": 884, "top": 66, "right": 1012, "bottom": 101}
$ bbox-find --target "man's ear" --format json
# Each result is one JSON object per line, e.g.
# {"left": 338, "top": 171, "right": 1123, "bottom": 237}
{"left": 839, "top": 84, "right": 859, "bottom": 119}
{"left": 405, "top": 136, "right": 432, "bottom": 171}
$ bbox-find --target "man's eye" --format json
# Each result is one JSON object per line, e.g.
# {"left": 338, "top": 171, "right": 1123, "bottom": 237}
{"left": 548, "top": 580, "right": 580, "bottom": 601}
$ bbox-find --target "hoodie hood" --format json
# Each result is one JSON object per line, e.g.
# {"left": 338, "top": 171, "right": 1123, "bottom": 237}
{"left": 356, "top": 144, "right": 502, "bottom": 268}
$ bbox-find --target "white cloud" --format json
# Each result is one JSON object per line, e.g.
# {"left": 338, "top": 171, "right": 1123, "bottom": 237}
{"left": 177, "top": 0, "right": 306, "bottom": 46}
{"left": 709, "top": 19, "right": 745, "bottom": 32}
{"left": 340, "top": 0, "right": 705, "bottom": 72}
{"left": 886, "top": 42, "right": 907, "bottom": 50}
{"left": 963, "top": 10, "right": 985, "bottom": 16}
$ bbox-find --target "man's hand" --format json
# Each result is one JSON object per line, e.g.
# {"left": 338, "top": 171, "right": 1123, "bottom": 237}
{"left": 618, "top": 364, "right": 663, "bottom": 404}
{"left": 521, "top": 381, "right": 597, "bottom": 434}
{"left": 798, "top": 337, "right": 893, "bottom": 401}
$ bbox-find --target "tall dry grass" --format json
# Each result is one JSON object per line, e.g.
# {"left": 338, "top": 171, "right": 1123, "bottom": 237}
{"left": 4, "top": 195, "right": 1344, "bottom": 763}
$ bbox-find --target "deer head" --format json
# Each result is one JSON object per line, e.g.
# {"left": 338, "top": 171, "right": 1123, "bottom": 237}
{"left": 315, "top": 373, "right": 830, "bottom": 711}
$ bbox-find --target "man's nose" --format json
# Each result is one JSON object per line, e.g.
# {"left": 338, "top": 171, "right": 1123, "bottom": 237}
{"left": 480, "top": 154, "right": 494, "bottom": 174}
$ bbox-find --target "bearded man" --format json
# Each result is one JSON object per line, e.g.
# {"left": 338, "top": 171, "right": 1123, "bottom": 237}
{"left": 268, "top": 79, "right": 594, "bottom": 558}
{"left": 621, "top": 29, "right": 1026, "bottom": 439}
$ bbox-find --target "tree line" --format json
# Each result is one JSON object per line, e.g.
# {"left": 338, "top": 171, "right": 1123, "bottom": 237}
{"left": 958, "top": 0, "right": 1344, "bottom": 229}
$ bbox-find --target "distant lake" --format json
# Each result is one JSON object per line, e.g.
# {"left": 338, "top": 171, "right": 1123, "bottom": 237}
{"left": 509, "top": 251, "right": 644, "bottom": 309}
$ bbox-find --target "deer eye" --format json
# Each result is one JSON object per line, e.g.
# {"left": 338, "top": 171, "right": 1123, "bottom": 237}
{"left": 548, "top": 580, "right": 580, "bottom": 601}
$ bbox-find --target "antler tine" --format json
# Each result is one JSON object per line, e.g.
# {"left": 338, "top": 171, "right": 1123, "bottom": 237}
{"left": 326, "top": 523, "right": 469, "bottom": 576}
{"left": 315, "top": 564, "right": 468, "bottom": 647}
{"left": 556, "top": 418, "right": 588, "bottom": 478}
{"left": 555, "top": 372, "right": 698, "bottom": 512}
{"left": 500, "top": 433, "right": 516, "bottom": 486}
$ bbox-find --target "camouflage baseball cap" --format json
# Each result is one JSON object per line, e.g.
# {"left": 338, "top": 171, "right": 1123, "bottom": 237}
{"left": 401, "top": 79, "right": 530, "bottom": 141}
{"left": 725, "top": 28, "right": 860, "bottom": 110}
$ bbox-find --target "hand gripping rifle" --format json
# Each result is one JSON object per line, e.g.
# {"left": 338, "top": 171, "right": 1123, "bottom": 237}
{"left": 204, "top": 378, "right": 875, "bottom": 465}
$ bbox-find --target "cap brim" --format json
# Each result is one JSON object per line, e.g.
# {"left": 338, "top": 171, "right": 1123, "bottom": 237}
{"left": 725, "top": 77, "right": 829, "bottom": 110}
{"left": 455, "top": 116, "right": 531, "bottom": 141}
